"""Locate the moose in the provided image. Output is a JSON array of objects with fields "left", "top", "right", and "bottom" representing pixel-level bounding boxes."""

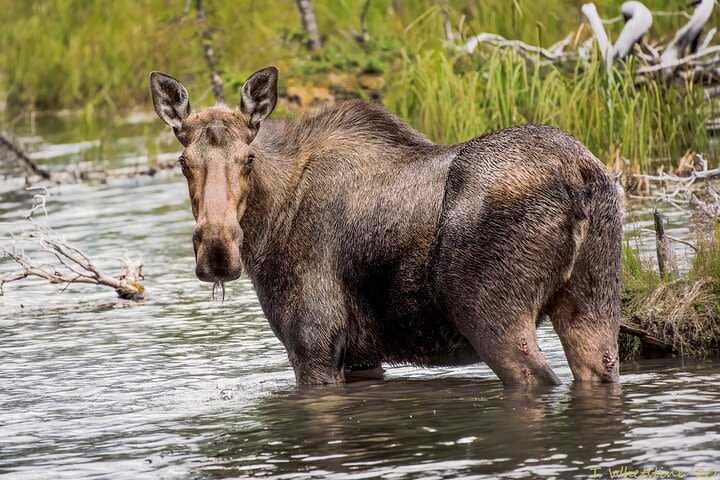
[{"left": 150, "top": 66, "right": 623, "bottom": 386}]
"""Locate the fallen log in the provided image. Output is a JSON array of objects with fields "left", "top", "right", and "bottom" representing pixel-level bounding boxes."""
[{"left": 620, "top": 321, "right": 677, "bottom": 356}]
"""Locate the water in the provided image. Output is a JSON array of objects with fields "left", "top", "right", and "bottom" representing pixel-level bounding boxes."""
[{"left": 1, "top": 112, "right": 719, "bottom": 479}]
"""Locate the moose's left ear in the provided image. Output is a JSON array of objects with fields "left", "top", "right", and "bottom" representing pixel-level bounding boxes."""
[{"left": 240, "top": 66, "right": 278, "bottom": 139}]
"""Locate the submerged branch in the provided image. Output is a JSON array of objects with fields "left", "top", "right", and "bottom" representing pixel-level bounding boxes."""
[{"left": 0, "top": 132, "right": 51, "bottom": 179}]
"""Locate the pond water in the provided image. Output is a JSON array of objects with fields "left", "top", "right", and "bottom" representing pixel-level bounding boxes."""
[{"left": 1, "top": 112, "right": 719, "bottom": 479}]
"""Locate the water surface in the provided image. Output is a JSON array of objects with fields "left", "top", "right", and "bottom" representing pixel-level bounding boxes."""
[{"left": 1, "top": 112, "right": 718, "bottom": 479}]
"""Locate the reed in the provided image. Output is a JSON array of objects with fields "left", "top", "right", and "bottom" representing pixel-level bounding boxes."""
[{"left": 385, "top": 49, "right": 709, "bottom": 169}]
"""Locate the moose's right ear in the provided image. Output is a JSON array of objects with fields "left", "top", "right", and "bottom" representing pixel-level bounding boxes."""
[{"left": 149, "top": 72, "right": 192, "bottom": 132}]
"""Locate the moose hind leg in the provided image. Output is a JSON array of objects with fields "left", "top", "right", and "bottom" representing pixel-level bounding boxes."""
[
  {"left": 548, "top": 206, "right": 622, "bottom": 383},
  {"left": 548, "top": 266, "right": 621, "bottom": 382},
  {"left": 452, "top": 307, "right": 561, "bottom": 386},
  {"left": 550, "top": 303, "right": 619, "bottom": 382}
]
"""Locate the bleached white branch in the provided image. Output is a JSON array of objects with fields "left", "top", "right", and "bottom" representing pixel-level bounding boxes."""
[{"left": 0, "top": 222, "right": 146, "bottom": 300}]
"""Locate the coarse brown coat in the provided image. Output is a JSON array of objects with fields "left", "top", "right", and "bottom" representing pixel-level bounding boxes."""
[{"left": 150, "top": 67, "right": 623, "bottom": 386}]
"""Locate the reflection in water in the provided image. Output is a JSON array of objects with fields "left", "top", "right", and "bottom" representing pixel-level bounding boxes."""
[
  {"left": 194, "top": 381, "right": 628, "bottom": 479},
  {"left": 1, "top": 115, "right": 719, "bottom": 479}
]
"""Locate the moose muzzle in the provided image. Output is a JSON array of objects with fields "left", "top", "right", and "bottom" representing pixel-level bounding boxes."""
[{"left": 192, "top": 219, "right": 243, "bottom": 283}]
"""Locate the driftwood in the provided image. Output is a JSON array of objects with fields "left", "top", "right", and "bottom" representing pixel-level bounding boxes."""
[
  {"left": 1, "top": 221, "right": 146, "bottom": 300},
  {"left": 463, "top": 32, "right": 570, "bottom": 60},
  {"left": 660, "top": 0, "right": 715, "bottom": 68},
  {"left": 633, "top": 153, "right": 720, "bottom": 219},
  {"left": 614, "top": 2, "right": 653, "bottom": 60},
  {"left": 581, "top": 3, "right": 615, "bottom": 68},
  {"left": 464, "top": 1, "right": 720, "bottom": 92}
]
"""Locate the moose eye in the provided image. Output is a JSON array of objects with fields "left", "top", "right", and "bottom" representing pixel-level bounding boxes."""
[
  {"left": 247, "top": 153, "right": 255, "bottom": 168},
  {"left": 178, "top": 157, "right": 189, "bottom": 175}
]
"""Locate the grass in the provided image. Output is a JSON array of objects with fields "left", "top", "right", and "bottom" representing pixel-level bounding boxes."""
[
  {"left": 0, "top": 0, "right": 717, "bottom": 172},
  {"left": 621, "top": 221, "right": 720, "bottom": 359},
  {"left": 0, "top": 0, "right": 701, "bottom": 109},
  {"left": 385, "top": 49, "right": 710, "bottom": 170}
]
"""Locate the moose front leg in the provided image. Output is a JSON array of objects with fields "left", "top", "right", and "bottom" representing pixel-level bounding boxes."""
[
  {"left": 286, "top": 326, "right": 348, "bottom": 385},
  {"left": 276, "top": 285, "right": 350, "bottom": 385}
]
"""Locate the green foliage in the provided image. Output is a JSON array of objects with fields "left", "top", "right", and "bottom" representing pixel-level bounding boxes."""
[
  {"left": 385, "top": 49, "right": 708, "bottom": 168},
  {"left": 689, "top": 222, "right": 720, "bottom": 294},
  {"left": 621, "top": 241, "right": 663, "bottom": 298},
  {"left": 0, "top": 0, "right": 716, "bottom": 171}
]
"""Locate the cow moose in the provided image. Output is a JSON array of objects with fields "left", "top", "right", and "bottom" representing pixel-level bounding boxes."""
[{"left": 150, "top": 66, "right": 623, "bottom": 386}]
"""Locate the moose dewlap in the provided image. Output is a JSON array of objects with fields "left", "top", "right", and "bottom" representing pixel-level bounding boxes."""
[{"left": 150, "top": 66, "right": 624, "bottom": 386}]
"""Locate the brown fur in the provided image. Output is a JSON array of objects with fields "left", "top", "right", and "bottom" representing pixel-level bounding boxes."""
[{"left": 150, "top": 68, "right": 623, "bottom": 386}]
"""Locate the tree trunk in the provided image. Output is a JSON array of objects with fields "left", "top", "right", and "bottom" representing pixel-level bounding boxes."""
[
  {"left": 195, "top": 0, "right": 224, "bottom": 101},
  {"left": 654, "top": 209, "right": 667, "bottom": 276},
  {"left": 359, "top": 0, "right": 371, "bottom": 44},
  {"left": 295, "top": 0, "right": 322, "bottom": 51}
]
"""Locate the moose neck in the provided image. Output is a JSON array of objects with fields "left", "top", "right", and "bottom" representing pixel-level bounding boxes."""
[
  {"left": 237, "top": 101, "right": 435, "bottom": 278},
  {"left": 238, "top": 117, "right": 317, "bottom": 276}
]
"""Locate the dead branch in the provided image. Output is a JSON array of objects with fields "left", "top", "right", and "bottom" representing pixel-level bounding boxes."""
[
  {"left": 637, "top": 45, "right": 720, "bottom": 74},
  {"left": 463, "top": 32, "right": 570, "bottom": 60},
  {"left": 620, "top": 321, "right": 677, "bottom": 355},
  {"left": 0, "top": 132, "right": 51, "bottom": 179},
  {"left": 633, "top": 154, "right": 720, "bottom": 220},
  {"left": 0, "top": 221, "right": 146, "bottom": 300},
  {"left": 460, "top": 2, "right": 720, "bottom": 89},
  {"left": 640, "top": 228, "right": 698, "bottom": 252}
]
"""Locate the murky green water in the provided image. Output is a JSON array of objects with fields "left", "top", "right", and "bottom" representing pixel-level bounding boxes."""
[{"left": 1, "top": 112, "right": 719, "bottom": 479}]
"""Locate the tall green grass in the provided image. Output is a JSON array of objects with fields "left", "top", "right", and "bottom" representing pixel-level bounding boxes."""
[
  {"left": 0, "top": 0, "right": 715, "bottom": 171},
  {"left": 0, "top": 0, "right": 700, "bottom": 110},
  {"left": 385, "top": 49, "right": 709, "bottom": 168}
]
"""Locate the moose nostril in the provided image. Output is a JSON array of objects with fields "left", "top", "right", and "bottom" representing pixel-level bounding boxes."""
[{"left": 207, "top": 241, "right": 231, "bottom": 267}]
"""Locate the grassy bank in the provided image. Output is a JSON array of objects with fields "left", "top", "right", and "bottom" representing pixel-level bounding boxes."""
[
  {"left": 0, "top": 0, "right": 695, "bottom": 108},
  {"left": 621, "top": 222, "right": 720, "bottom": 359},
  {"left": 0, "top": 0, "right": 716, "bottom": 172}
]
